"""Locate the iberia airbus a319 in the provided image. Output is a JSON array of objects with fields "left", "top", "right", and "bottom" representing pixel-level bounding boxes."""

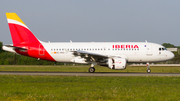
[{"left": 2, "top": 13, "right": 174, "bottom": 73}]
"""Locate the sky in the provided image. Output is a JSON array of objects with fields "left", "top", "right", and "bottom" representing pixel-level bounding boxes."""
[{"left": 0, "top": 0, "right": 180, "bottom": 46}]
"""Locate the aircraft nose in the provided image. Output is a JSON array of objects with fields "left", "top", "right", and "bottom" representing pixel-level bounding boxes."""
[{"left": 168, "top": 52, "right": 175, "bottom": 60}]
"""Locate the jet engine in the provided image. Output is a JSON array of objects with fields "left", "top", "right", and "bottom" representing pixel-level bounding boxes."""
[{"left": 100, "top": 58, "right": 127, "bottom": 70}]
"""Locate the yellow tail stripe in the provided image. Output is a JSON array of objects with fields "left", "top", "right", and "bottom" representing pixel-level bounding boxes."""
[{"left": 6, "top": 13, "right": 26, "bottom": 25}]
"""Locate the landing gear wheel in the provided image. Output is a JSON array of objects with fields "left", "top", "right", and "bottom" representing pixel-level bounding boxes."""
[
  {"left": 147, "top": 69, "right": 151, "bottom": 73},
  {"left": 89, "top": 67, "right": 95, "bottom": 73},
  {"left": 146, "top": 63, "right": 151, "bottom": 73}
]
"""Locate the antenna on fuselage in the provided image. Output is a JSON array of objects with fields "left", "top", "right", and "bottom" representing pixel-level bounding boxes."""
[{"left": 70, "top": 40, "right": 72, "bottom": 43}]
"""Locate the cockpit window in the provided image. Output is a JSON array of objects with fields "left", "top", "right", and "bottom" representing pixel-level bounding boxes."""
[
  {"left": 159, "top": 47, "right": 167, "bottom": 51},
  {"left": 159, "top": 48, "right": 161, "bottom": 51}
]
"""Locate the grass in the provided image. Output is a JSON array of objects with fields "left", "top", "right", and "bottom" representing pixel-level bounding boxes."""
[
  {"left": 0, "top": 65, "right": 180, "bottom": 100},
  {"left": 0, "top": 65, "right": 180, "bottom": 73},
  {"left": 0, "top": 76, "right": 180, "bottom": 100}
]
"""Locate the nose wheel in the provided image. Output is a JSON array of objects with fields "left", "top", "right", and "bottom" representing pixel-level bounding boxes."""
[{"left": 147, "top": 69, "right": 151, "bottom": 73}]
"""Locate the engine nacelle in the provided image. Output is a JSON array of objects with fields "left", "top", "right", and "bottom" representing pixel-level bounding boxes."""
[{"left": 108, "top": 58, "right": 126, "bottom": 70}]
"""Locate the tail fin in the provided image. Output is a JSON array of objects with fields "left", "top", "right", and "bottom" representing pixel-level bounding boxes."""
[{"left": 6, "top": 13, "right": 39, "bottom": 46}]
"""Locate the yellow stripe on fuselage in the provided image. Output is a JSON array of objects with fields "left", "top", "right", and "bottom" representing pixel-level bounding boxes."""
[{"left": 6, "top": 13, "right": 26, "bottom": 25}]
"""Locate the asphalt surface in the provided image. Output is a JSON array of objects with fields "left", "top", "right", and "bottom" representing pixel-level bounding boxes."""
[{"left": 0, "top": 71, "right": 180, "bottom": 76}]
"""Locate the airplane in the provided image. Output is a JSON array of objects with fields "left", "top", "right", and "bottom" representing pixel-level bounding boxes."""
[{"left": 2, "top": 13, "right": 174, "bottom": 73}]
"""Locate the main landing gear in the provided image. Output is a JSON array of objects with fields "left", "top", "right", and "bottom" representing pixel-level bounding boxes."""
[
  {"left": 146, "top": 63, "right": 151, "bottom": 73},
  {"left": 89, "top": 67, "right": 95, "bottom": 73},
  {"left": 89, "top": 62, "right": 97, "bottom": 73}
]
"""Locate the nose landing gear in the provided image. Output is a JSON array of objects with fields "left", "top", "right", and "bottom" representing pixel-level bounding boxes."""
[{"left": 146, "top": 63, "right": 151, "bottom": 73}]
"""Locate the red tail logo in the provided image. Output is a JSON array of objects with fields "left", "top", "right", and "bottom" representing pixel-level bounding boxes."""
[{"left": 6, "top": 13, "right": 55, "bottom": 62}]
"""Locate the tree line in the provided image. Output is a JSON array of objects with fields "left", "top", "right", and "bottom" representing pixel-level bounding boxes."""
[
  {"left": 0, "top": 42, "right": 63, "bottom": 65},
  {"left": 0, "top": 42, "right": 180, "bottom": 65}
]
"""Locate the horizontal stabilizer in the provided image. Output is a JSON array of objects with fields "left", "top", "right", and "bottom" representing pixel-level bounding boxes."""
[
  {"left": 4, "top": 45, "right": 28, "bottom": 50},
  {"left": 2, "top": 45, "right": 28, "bottom": 53}
]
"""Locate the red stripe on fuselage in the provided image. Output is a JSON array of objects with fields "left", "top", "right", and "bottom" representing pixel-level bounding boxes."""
[{"left": 8, "top": 23, "right": 56, "bottom": 62}]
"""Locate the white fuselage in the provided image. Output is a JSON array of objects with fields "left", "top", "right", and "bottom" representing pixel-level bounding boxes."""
[{"left": 42, "top": 42, "right": 174, "bottom": 63}]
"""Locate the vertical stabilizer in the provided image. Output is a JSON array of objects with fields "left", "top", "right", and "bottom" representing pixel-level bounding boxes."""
[{"left": 6, "top": 13, "right": 39, "bottom": 46}]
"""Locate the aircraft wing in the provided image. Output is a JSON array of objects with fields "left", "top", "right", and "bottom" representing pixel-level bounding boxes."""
[{"left": 73, "top": 50, "right": 109, "bottom": 62}]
